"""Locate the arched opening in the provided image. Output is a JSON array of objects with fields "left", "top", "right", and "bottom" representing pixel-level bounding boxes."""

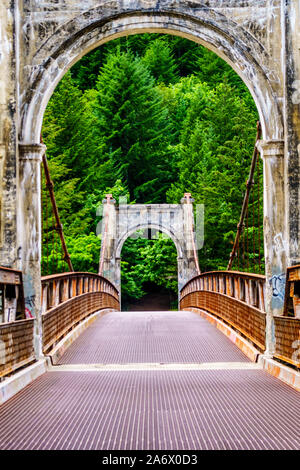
[
  {"left": 120, "top": 230, "right": 178, "bottom": 311},
  {"left": 15, "top": 5, "right": 288, "bottom": 326},
  {"left": 40, "top": 31, "right": 265, "bottom": 282},
  {"left": 22, "top": 8, "right": 283, "bottom": 143}
]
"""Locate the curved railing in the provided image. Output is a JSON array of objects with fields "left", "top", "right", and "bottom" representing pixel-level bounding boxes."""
[
  {"left": 0, "top": 267, "right": 35, "bottom": 378},
  {"left": 275, "top": 265, "right": 300, "bottom": 367},
  {"left": 180, "top": 270, "right": 300, "bottom": 368},
  {"left": 41, "top": 272, "right": 120, "bottom": 353},
  {"left": 180, "top": 271, "right": 267, "bottom": 351}
]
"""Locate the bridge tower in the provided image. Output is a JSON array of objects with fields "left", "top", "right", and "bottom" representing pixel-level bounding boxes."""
[{"left": 98, "top": 194, "right": 202, "bottom": 300}]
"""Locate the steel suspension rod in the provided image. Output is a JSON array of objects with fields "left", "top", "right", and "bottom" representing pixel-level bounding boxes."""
[
  {"left": 41, "top": 137, "right": 74, "bottom": 272},
  {"left": 227, "top": 121, "right": 262, "bottom": 271}
]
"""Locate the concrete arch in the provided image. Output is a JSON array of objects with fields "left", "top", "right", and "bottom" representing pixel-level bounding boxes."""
[
  {"left": 21, "top": 2, "right": 283, "bottom": 143},
  {"left": 116, "top": 224, "right": 183, "bottom": 259},
  {"left": 99, "top": 200, "right": 199, "bottom": 295}
]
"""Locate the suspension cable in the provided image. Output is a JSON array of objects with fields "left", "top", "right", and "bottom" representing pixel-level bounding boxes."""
[
  {"left": 40, "top": 136, "right": 74, "bottom": 272},
  {"left": 227, "top": 121, "right": 261, "bottom": 270}
]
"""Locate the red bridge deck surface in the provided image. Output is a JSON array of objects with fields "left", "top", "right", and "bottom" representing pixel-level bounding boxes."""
[
  {"left": 0, "top": 310, "right": 299, "bottom": 450},
  {"left": 58, "top": 311, "right": 249, "bottom": 364}
]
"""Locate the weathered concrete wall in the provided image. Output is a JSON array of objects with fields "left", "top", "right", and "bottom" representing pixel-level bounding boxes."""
[
  {"left": 0, "top": 1, "right": 18, "bottom": 268},
  {"left": 19, "top": 0, "right": 285, "bottom": 142},
  {"left": 0, "top": 0, "right": 299, "bottom": 358},
  {"left": 283, "top": 1, "right": 300, "bottom": 267}
]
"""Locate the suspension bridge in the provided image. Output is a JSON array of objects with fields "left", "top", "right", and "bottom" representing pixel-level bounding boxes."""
[
  {"left": 0, "top": 0, "right": 300, "bottom": 452},
  {"left": 0, "top": 125, "right": 299, "bottom": 451}
]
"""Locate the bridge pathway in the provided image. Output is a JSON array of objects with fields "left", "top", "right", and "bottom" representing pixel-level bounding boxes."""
[{"left": 0, "top": 310, "right": 299, "bottom": 450}]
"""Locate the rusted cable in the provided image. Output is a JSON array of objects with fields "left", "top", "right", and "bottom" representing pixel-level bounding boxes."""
[
  {"left": 41, "top": 164, "right": 44, "bottom": 276},
  {"left": 237, "top": 236, "right": 240, "bottom": 271},
  {"left": 227, "top": 121, "right": 261, "bottom": 270},
  {"left": 46, "top": 175, "right": 49, "bottom": 275},
  {"left": 252, "top": 177, "right": 255, "bottom": 272},
  {"left": 40, "top": 136, "right": 74, "bottom": 272},
  {"left": 246, "top": 206, "right": 249, "bottom": 271},
  {"left": 243, "top": 225, "right": 245, "bottom": 271},
  {"left": 52, "top": 212, "right": 55, "bottom": 274}
]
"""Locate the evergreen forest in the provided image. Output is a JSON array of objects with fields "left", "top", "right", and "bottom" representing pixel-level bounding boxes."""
[{"left": 41, "top": 34, "right": 262, "bottom": 308}]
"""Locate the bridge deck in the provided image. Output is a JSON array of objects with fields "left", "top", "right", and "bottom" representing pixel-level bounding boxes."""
[
  {"left": 57, "top": 311, "right": 249, "bottom": 364},
  {"left": 0, "top": 310, "right": 299, "bottom": 450}
]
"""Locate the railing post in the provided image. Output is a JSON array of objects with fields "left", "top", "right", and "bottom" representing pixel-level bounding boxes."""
[
  {"left": 225, "top": 276, "right": 230, "bottom": 296},
  {"left": 84, "top": 277, "right": 89, "bottom": 294},
  {"left": 78, "top": 276, "right": 83, "bottom": 295},
  {"left": 258, "top": 282, "right": 265, "bottom": 311},
  {"left": 54, "top": 280, "right": 60, "bottom": 307},
  {"left": 41, "top": 283, "right": 48, "bottom": 314},
  {"left": 71, "top": 277, "right": 77, "bottom": 298},
  {"left": 239, "top": 278, "right": 245, "bottom": 302},
  {"left": 234, "top": 277, "right": 239, "bottom": 300},
  {"left": 62, "top": 279, "right": 69, "bottom": 302},
  {"left": 244, "top": 279, "right": 250, "bottom": 304}
]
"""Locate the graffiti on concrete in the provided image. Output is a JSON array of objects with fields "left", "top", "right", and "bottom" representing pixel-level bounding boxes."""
[
  {"left": 25, "top": 295, "right": 35, "bottom": 319},
  {"left": 269, "top": 273, "right": 286, "bottom": 301},
  {"left": 273, "top": 233, "right": 287, "bottom": 256}
]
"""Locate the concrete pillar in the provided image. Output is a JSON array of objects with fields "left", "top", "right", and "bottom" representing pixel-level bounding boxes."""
[
  {"left": 256, "top": 140, "right": 286, "bottom": 356},
  {"left": 0, "top": 2, "right": 18, "bottom": 270},
  {"left": 99, "top": 195, "right": 117, "bottom": 285},
  {"left": 18, "top": 143, "right": 46, "bottom": 359},
  {"left": 181, "top": 193, "right": 200, "bottom": 283},
  {"left": 282, "top": 1, "right": 300, "bottom": 270}
]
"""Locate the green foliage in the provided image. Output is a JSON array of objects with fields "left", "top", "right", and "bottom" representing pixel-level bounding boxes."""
[
  {"left": 142, "top": 39, "right": 179, "bottom": 85},
  {"left": 42, "top": 33, "right": 262, "bottom": 297},
  {"left": 121, "top": 233, "right": 178, "bottom": 303},
  {"left": 93, "top": 49, "right": 174, "bottom": 203}
]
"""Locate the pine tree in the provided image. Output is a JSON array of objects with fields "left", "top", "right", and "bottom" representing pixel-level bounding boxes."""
[
  {"left": 142, "top": 39, "right": 179, "bottom": 84},
  {"left": 93, "top": 50, "right": 173, "bottom": 203}
]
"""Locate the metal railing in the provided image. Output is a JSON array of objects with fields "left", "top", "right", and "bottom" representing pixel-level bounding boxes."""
[
  {"left": 0, "top": 267, "right": 35, "bottom": 378},
  {"left": 181, "top": 270, "right": 300, "bottom": 368},
  {"left": 275, "top": 265, "right": 300, "bottom": 367},
  {"left": 180, "top": 271, "right": 267, "bottom": 351},
  {"left": 41, "top": 272, "right": 120, "bottom": 353}
]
